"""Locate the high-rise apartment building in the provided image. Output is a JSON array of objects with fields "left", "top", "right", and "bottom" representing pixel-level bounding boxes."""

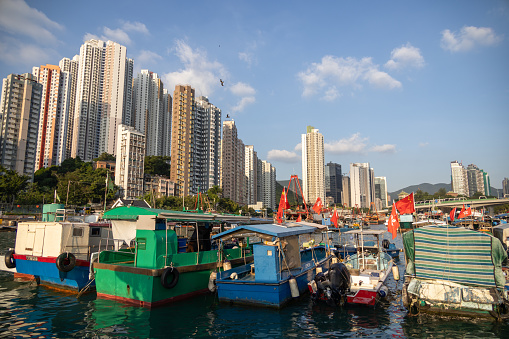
[
  {"left": 72, "top": 39, "right": 132, "bottom": 161},
  {"left": 374, "top": 176, "right": 388, "bottom": 210},
  {"left": 221, "top": 120, "right": 246, "bottom": 205},
  {"left": 170, "top": 85, "right": 194, "bottom": 197},
  {"left": 259, "top": 159, "right": 276, "bottom": 210},
  {"left": 32, "top": 64, "right": 71, "bottom": 170},
  {"left": 325, "top": 162, "right": 342, "bottom": 206},
  {"left": 450, "top": 161, "right": 469, "bottom": 196},
  {"left": 59, "top": 55, "right": 79, "bottom": 159},
  {"left": 467, "top": 164, "right": 485, "bottom": 197},
  {"left": 350, "top": 162, "right": 373, "bottom": 209},
  {"left": 301, "top": 126, "right": 325, "bottom": 206},
  {"left": 342, "top": 175, "right": 351, "bottom": 208},
  {"left": 133, "top": 70, "right": 166, "bottom": 156},
  {"left": 0, "top": 73, "right": 42, "bottom": 178},
  {"left": 503, "top": 178, "right": 509, "bottom": 197},
  {"left": 115, "top": 124, "right": 145, "bottom": 199},
  {"left": 192, "top": 96, "right": 221, "bottom": 194},
  {"left": 245, "top": 145, "right": 258, "bottom": 205},
  {"left": 481, "top": 170, "right": 491, "bottom": 197},
  {"left": 161, "top": 89, "right": 172, "bottom": 157}
]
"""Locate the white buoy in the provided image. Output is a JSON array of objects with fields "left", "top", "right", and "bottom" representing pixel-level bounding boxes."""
[
  {"left": 392, "top": 265, "right": 400, "bottom": 280},
  {"left": 223, "top": 260, "right": 232, "bottom": 271},
  {"left": 379, "top": 285, "right": 389, "bottom": 298},
  {"left": 289, "top": 277, "right": 300, "bottom": 298},
  {"left": 230, "top": 272, "right": 238, "bottom": 280},
  {"left": 316, "top": 266, "right": 322, "bottom": 274},
  {"left": 208, "top": 271, "right": 217, "bottom": 292}
]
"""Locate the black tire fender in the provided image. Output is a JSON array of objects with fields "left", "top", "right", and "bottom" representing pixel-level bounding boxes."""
[
  {"left": 56, "top": 252, "right": 76, "bottom": 272},
  {"left": 4, "top": 249, "right": 15, "bottom": 268},
  {"left": 161, "top": 267, "right": 179, "bottom": 289}
]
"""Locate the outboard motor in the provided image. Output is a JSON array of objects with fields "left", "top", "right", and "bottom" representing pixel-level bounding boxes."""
[
  {"left": 382, "top": 239, "right": 390, "bottom": 249},
  {"left": 311, "top": 263, "right": 351, "bottom": 307},
  {"left": 329, "top": 263, "right": 351, "bottom": 292}
]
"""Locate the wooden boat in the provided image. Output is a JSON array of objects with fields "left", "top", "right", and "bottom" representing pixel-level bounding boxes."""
[
  {"left": 5, "top": 218, "right": 111, "bottom": 292},
  {"left": 401, "top": 224, "right": 509, "bottom": 319},
  {"left": 212, "top": 221, "right": 334, "bottom": 308},
  {"left": 93, "top": 206, "right": 258, "bottom": 308},
  {"left": 310, "top": 229, "right": 395, "bottom": 307}
]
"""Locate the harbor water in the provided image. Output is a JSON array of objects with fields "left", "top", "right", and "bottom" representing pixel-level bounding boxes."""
[{"left": 1, "top": 227, "right": 508, "bottom": 338}]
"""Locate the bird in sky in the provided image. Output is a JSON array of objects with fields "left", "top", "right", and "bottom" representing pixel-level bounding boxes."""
[
  {"left": 220, "top": 79, "right": 224, "bottom": 86},
  {"left": 226, "top": 114, "right": 230, "bottom": 118}
]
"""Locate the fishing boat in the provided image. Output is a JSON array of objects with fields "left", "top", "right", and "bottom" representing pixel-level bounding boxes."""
[
  {"left": 401, "top": 224, "right": 509, "bottom": 319},
  {"left": 310, "top": 229, "right": 395, "bottom": 307},
  {"left": 211, "top": 221, "right": 334, "bottom": 308},
  {"left": 4, "top": 204, "right": 112, "bottom": 292},
  {"left": 92, "top": 206, "right": 258, "bottom": 308}
]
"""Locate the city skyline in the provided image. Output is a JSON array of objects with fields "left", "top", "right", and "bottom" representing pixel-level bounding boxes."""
[{"left": 0, "top": 0, "right": 507, "bottom": 191}]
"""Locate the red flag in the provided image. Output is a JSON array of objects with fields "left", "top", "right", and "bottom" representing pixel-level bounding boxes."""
[
  {"left": 395, "top": 192, "right": 415, "bottom": 214},
  {"left": 458, "top": 205, "right": 472, "bottom": 219},
  {"left": 312, "top": 197, "right": 323, "bottom": 214},
  {"left": 296, "top": 214, "right": 302, "bottom": 222},
  {"left": 387, "top": 203, "right": 400, "bottom": 239},
  {"left": 330, "top": 207, "right": 339, "bottom": 228},
  {"left": 450, "top": 207, "right": 457, "bottom": 222},
  {"left": 277, "top": 189, "right": 287, "bottom": 223}
]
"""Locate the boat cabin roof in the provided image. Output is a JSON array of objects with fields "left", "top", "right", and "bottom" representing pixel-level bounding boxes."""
[
  {"left": 212, "top": 222, "right": 321, "bottom": 241},
  {"left": 344, "top": 229, "right": 386, "bottom": 236}
]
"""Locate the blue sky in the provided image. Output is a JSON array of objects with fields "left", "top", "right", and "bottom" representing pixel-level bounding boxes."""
[{"left": 0, "top": 0, "right": 508, "bottom": 193}]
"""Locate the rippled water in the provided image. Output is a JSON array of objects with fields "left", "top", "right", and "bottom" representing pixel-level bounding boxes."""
[{"left": 1, "top": 227, "right": 508, "bottom": 338}]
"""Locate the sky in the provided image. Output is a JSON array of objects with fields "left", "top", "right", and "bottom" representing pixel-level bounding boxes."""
[{"left": 0, "top": 0, "right": 508, "bottom": 193}]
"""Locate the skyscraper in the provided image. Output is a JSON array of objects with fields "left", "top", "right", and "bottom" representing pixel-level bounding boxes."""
[
  {"left": 170, "top": 85, "right": 194, "bottom": 197},
  {"left": 72, "top": 39, "right": 132, "bottom": 161},
  {"left": 0, "top": 73, "right": 42, "bottom": 178},
  {"left": 32, "top": 64, "right": 71, "bottom": 170},
  {"left": 245, "top": 145, "right": 258, "bottom": 205},
  {"left": 259, "top": 159, "right": 276, "bottom": 210},
  {"left": 301, "top": 126, "right": 325, "bottom": 206},
  {"left": 374, "top": 176, "right": 388, "bottom": 210},
  {"left": 350, "top": 162, "right": 373, "bottom": 209},
  {"left": 466, "top": 164, "right": 485, "bottom": 197},
  {"left": 221, "top": 119, "right": 246, "bottom": 205},
  {"left": 325, "top": 162, "right": 342, "bottom": 205},
  {"left": 115, "top": 124, "right": 145, "bottom": 199},
  {"left": 450, "top": 161, "right": 469, "bottom": 196},
  {"left": 59, "top": 55, "right": 79, "bottom": 159},
  {"left": 503, "top": 178, "right": 509, "bottom": 197}
]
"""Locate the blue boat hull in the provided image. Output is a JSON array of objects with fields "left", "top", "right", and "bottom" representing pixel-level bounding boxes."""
[
  {"left": 14, "top": 257, "right": 93, "bottom": 291},
  {"left": 216, "top": 256, "right": 332, "bottom": 308}
]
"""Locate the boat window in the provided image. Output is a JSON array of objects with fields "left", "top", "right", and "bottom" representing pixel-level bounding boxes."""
[
  {"left": 90, "top": 227, "right": 101, "bottom": 237},
  {"left": 73, "top": 227, "right": 84, "bottom": 237}
]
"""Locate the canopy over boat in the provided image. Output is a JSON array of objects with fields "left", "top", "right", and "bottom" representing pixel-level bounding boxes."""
[
  {"left": 403, "top": 224, "right": 507, "bottom": 288},
  {"left": 212, "top": 222, "right": 324, "bottom": 242}
]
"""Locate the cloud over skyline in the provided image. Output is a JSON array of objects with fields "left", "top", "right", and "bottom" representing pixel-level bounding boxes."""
[{"left": 441, "top": 26, "right": 503, "bottom": 52}]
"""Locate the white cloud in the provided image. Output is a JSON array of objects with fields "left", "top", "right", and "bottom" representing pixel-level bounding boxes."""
[
  {"left": 324, "top": 133, "right": 368, "bottom": 154},
  {"left": 370, "top": 144, "right": 396, "bottom": 153},
  {"left": 441, "top": 26, "right": 503, "bottom": 52},
  {"left": 229, "top": 82, "right": 256, "bottom": 113},
  {"left": 0, "top": 0, "right": 63, "bottom": 45},
  {"left": 137, "top": 50, "right": 163, "bottom": 65},
  {"left": 121, "top": 21, "right": 149, "bottom": 35},
  {"left": 231, "top": 96, "right": 256, "bottom": 113},
  {"left": 239, "top": 52, "right": 254, "bottom": 66},
  {"left": 385, "top": 43, "right": 425, "bottom": 70},
  {"left": 103, "top": 27, "right": 131, "bottom": 45},
  {"left": 267, "top": 149, "right": 301, "bottom": 163},
  {"left": 0, "top": 38, "right": 55, "bottom": 66},
  {"left": 297, "top": 55, "right": 401, "bottom": 100},
  {"left": 163, "top": 40, "right": 228, "bottom": 96},
  {"left": 419, "top": 142, "right": 429, "bottom": 147}
]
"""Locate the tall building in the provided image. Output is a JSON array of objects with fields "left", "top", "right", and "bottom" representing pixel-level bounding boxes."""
[
  {"left": 133, "top": 70, "right": 165, "bottom": 156},
  {"left": 450, "top": 161, "right": 469, "bottom": 196},
  {"left": 221, "top": 119, "right": 246, "bottom": 205},
  {"left": 72, "top": 39, "right": 132, "bottom": 161},
  {"left": 0, "top": 73, "right": 42, "bottom": 178},
  {"left": 466, "top": 164, "right": 485, "bottom": 197},
  {"left": 161, "top": 89, "right": 172, "bottom": 157},
  {"left": 325, "top": 162, "right": 342, "bottom": 205},
  {"left": 301, "top": 126, "right": 325, "bottom": 206},
  {"left": 32, "top": 64, "right": 71, "bottom": 170},
  {"left": 259, "top": 160, "right": 276, "bottom": 210},
  {"left": 342, "top": 175, "right": 351, "bottom": 208},
  {"left": 350, "top": 163, "right": 373, "bottom": 209},
  {"left": 481, "top": 170, "right": 491, "bottom": 197},
  {"left": 170, "top": 85, "right": 194, "bottom": 197},
  {"left": 374, "top": 176, "right": 388, "bottom": 210},
  {"left": 192, "top": 96, "right": 221, "bottom": 194},
  {"left": 503, "top": 178, "right": 509, "bottom": 197},
  {"left": 245, "top": 145, "right": 258, "bottom": 205},
  {"left": 59, "top": 55, "right": 79, "bottom": 159},
  {"left": 115, "top": 124, "right": 145, "bottom": 199}
]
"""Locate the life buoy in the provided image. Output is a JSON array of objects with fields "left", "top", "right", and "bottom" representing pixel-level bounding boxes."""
[
  {"left": 56, "top": 252, "right": 76, "bottom": 272},
  {"left": 161, "top": 267, "right": 179, "bottom": 289},
  {"left": 4, "top": 249, "right": 15, "bottom": 268}
]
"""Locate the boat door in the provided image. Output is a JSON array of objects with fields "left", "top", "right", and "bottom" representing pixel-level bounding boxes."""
[{"left": 17, "top": 223, "right": 46, "bottom": 257}]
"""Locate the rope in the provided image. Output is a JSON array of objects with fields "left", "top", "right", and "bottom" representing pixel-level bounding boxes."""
[{"left": 76, "top": 278, "right": 95, "bottom": 299}]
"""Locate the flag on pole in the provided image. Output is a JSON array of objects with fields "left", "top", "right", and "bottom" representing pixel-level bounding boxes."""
[
  {"left": 312, "top": 197, "right": 323, "bottom": 214},
  {"left": 395, "top": 192, "right": 415, "bottom": 214},
  {"left": 458, "top": 205, "right": 472, "bottom": 219},
  {"left": 330, "top": 207, "right": 339, "bottom": 228},
  {"left": 387, "top": 203, "right": 400, "bottom": 239},
  {"left": 450, "top": 207, "right": 457, "bottom": 222},
  {"left": 277, "top": 188, "right": 287, "bottom": 223}
]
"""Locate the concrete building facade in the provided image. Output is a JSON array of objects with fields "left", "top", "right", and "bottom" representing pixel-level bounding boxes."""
[
  {"left": 115, "top": 124, "right": 145, "bottom": 199},
  {"left": 221, "top": 120, "right": 246, "bottom": 205},
  {"left": 450, "top": 161, "right": 469, "bottom": 196},
  {"left": 325, "top": 161, "right": 342, "bottom": 206},
  {"left": 301, "top": 126, "right": 325, "bottom": 206}
]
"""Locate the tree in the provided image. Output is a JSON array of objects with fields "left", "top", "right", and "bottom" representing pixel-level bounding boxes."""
[
  {"left": 0, "top": 166, "right": 30, "bottom": 204},
  {"left": 94, "top": 153, "right": 115, "bottom": 162},
  {"left": 145, "top": 156, "right": 171, "bottom": 177}
]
